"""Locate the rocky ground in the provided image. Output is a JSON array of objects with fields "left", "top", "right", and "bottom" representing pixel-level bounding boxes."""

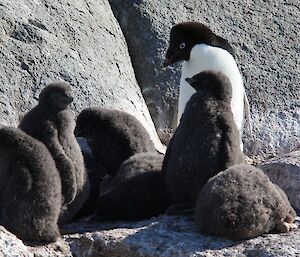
[{"left": 1, "top": 216, "right": 300, "bottom": 257}]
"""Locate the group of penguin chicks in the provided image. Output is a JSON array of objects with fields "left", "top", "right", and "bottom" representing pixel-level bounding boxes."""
[
  {"left": 0, "top": 71, "right": 297, "bottom": 244},
  {"left": 0, "top": 24, "right": 298, "bottom": 245},
  {"left": 0, "top": 81, "right": 166, "bottom": 243}
]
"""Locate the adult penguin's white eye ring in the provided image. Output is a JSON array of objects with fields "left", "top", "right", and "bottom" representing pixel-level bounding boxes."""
[{"left": 179, "top": 42, "right": 186, "bottom": 49}]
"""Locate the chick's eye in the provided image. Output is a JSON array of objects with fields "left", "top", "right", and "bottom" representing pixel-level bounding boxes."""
[
  {"left": 179, "top": 42, "right": 186, "bottom": 49},
  {"left": 51, "top": 93, "right": 59, "bottom": 99}
]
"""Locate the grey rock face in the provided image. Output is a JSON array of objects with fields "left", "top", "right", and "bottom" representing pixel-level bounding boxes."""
[
  {"left": 2, "top": 216, "right": 300, "bottom": 257},
  {"left": 108, "top": 0, "right": 181, "bottom": 143},
  {"left": 108, "top": 0, "right": 300, "bottom": 155},
  {"left": 260, "top": 150, "right": 300, "bottom": 212},
  {"left": 0, "top": 0, "right": 163, "bottom": 152}
]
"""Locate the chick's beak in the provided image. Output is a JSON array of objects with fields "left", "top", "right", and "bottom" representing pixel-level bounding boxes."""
[{"left": 185, "top": 78, "right": 194, "bottom": 85}]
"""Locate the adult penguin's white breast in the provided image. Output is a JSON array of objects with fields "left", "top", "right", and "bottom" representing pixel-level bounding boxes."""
[{"left": 179, "top": 43, "right": 245, "bottom": 136}]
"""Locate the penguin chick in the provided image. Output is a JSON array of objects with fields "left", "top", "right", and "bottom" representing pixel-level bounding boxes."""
[
  {"left": 19, "top": 82, "right": 89, "bottom": 224},
  {"left": 163, "top": 22, "right": 251, "bottom": 148},
  {"left": 75, "top": 107, "right": 156, "bottom": 176},
  {"left": 195, "top": 164, "right": 297, "bottom": 240},
  {"left": 95, "top": 152, "right": 167, "bottom": 221},
  {"left": 163, "top": 71, "right": 244, "bottom": 212},
  {"left": 0, "top": 127, "right": 61, "bottom": 243}
]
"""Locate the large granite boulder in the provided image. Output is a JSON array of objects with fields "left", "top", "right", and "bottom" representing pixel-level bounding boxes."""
[
  {"left": 260, "top": 150, "right": 300, "bottom": 212},
  {"left": 108, "top": 0, "right": 300, "bottom": 156},
  {"left": 0, "top": 0, "right": 163, "bottom": 152},
  {"left": 1, "top": 216, "right": 299, "bottom": 257}
]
